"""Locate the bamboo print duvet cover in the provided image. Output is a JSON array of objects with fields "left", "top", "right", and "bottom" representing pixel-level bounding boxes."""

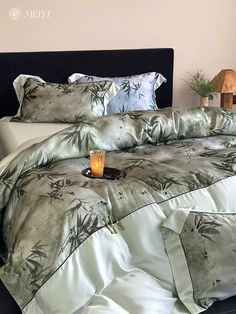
[{"left": 1, "top": 107, "right": 236, "bottom": 313}]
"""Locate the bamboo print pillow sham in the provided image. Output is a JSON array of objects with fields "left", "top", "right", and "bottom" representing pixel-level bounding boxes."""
[
  {"left": 68, "top": 72, "right": 166, "bottom": 114},
  {"left": 13, "top": 74, "right": 46, "bottom": 117},
  {"left": 18, "top": 78, "right": 119, "bottom": 123},
  {"left": 161, "top": 208, "right": 236, "bottom": 314}
]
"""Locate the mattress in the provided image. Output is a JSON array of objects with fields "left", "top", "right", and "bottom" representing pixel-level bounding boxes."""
[{"left": 0, "top": 117, "right": 71, "bottom": 160}]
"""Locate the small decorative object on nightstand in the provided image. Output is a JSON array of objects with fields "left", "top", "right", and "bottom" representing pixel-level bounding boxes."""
[
  {"left": 185, "top": 70, "right": 216, "bottom": 107},
  {"left": 211, "top": 69, "right": 236, "bottom": 110}
]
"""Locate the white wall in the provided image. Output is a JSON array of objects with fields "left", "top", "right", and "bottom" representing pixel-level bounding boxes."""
[{"left": 1, "top": 0, "right": 236, "bottom": 107}]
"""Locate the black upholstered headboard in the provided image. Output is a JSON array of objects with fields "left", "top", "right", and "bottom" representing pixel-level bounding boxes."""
[{"left": 0, "top": 48, "right": 174, "bottom": 118}]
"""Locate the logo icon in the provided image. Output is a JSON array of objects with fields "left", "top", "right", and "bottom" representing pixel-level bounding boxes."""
[{"left": 9, "top": 8, "right": 21, "bottom": 20}]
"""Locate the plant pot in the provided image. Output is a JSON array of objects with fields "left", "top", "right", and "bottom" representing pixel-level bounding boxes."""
[{"left": 200, "top": 96, "right": 209, "bottom": 107}]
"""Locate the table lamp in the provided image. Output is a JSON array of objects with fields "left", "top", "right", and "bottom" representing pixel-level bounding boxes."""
[{"left": 211, "top": 69, "right": 236, "bottom": 110}]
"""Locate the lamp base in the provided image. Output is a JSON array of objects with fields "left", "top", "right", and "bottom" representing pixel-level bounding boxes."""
[{"left": 221, "top": 93, "right": 233, "bottom": 110}]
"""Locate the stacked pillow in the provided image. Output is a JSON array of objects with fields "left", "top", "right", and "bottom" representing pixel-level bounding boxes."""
[
  {"left": 68, "top": 72, "right": 166, "bottom": 115},
  {"left": 12, "top": 71, "right": 166, "bottom": 123}
]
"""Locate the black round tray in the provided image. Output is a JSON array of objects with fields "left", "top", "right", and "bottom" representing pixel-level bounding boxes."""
[{"left": 82, "top": 167, "right": 125, "bottom": 180}]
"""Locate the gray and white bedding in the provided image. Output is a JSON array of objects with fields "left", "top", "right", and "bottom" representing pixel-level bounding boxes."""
[{"left": 1, "top": 107, "right": 236, "bottom": 313}]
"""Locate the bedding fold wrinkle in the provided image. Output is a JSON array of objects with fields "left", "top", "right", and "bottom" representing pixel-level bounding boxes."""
[{"left": 1, "top": 106, "right": 236, "bottom": 312}]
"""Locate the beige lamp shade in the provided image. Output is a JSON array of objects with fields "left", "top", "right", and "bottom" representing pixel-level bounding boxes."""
[{"left": 211, "top": 69, "right": 236, "bottom": 93}]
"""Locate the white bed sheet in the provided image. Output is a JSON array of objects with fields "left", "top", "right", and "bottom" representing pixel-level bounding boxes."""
[{"left": 0, "top": 118, "right": 71, "bottom": 160}]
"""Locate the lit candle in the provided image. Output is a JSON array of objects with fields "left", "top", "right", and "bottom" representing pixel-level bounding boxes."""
[{"left": 90, "top": 150, "right": 106, "bottom": 177}]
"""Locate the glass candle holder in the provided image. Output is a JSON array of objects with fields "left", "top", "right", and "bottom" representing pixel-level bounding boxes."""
[{"left": 90, "top": 150, "right": 106, "bottom": 177}]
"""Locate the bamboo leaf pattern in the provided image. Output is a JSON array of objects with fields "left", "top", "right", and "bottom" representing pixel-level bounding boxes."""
[
  {"left": 61, "top": 212, "right": 100, "bottom": 254},
  {"left": 186, "top": 213, "right": 221, "bottom": 244},
  {"left": 120, "top": 159, "right": 149, "bottom": 173},
  {"left": 118, "top": 104, "right": 129, "bottom": 113},
  {"left": 199, "top": 150, "right": 219, "bottom": 157},
  {"left": 70, "top": 72, "right": 165, "bottom": 114},
  {"left": 184, "top": 172, "right": 216, "bottom": 191},
  {"left": 56, "top": 84, "right": 74, "bottom": 97},
  {"left": 59, "top": 122, "right": 95, "bottom": 150},
  {"left": 179, "top": 210, "right": 236, "bottom": 307},
  {"left": 194, "top": 171, "right": 216, "bottom": 186},
  {"left": 120, "top": 80, "right": 133, "bottom": 97},
  {"left": 222, "top": 152, "right": 236, "bottom": 163},
  {"left": 142, "top": 115, "right": 161, "bottom": 141},
  {"left": 23, "top": 86, "right": 39, "bottom": 102},
  {"left": 15, "top": 177, "right": 35, "bottom": 197},
  {"left": 22, "top": 78, "right": 43, "bottom": 101},
  {"left": 219, "top": 109, "right": 235, "bottom": 121},
  {"left": 24, "top": 241, "right": 50, "bottom": 293},
  {"left": 82, "top": 81, "right": 111, "bottom": 114},
  {"left": 19, "top": 79, "right": 116, "bottom": 123},
  {"left": 2, "top": 107, "right": 236, "bottom": 308},
  {"left": 146, "top": 175, "right": 181, "bottom": 191},
  {"left": 66, "top": 198, "right": 88, "bottom": 217},
  {"left": 211, "top": 162, "right": 236, "bottom": 174},
  {"left": 0, "top": 165, "right": 19, "bottom": 190}
]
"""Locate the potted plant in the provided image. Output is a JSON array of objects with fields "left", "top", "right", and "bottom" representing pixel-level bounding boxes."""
[{"left": 185, "top": 70, "right": 216, "bottom": 107}]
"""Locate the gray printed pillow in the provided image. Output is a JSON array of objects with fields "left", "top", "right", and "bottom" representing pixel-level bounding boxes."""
[
  {"left": 68, "top": 72, "right": 166, "bottom": 114},
  {"left": 13, "top": 74, "right": 46, "bottom": 117},
  {"left": 161, "top": 208, "right": 236, "bottom": 314},
  {"left": 17, "top": 78, "right": 119, "bottom": 123}
]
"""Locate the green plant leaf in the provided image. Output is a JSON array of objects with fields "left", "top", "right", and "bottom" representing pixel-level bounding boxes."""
[{"left": 184, "top": 70, "right": 216, "bottom": 98}]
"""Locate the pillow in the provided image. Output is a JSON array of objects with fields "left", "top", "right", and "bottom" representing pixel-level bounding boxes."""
[
  {"left": 13, "top": 74, "right": 46, "bottom": 117},
  {"left": 17, "top": 78, "right": 119, "bottom": 123},
  {"left": 161, "top": 208, "right": 236, "bottom": 314},
  {"left": 68, "top": 72, "right": 166, "bottom": 114}
]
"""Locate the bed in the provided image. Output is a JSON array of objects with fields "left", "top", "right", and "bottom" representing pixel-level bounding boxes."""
[{"left": 1, "top": 48, "right": 236, "bottom": 314}]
